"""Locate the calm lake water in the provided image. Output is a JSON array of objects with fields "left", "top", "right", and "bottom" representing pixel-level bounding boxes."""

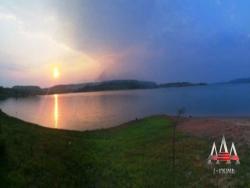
[{"left": 1, "top": 84, "right": 250, "bottom": 131}]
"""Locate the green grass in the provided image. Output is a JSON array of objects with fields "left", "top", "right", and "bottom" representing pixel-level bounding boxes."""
[{"left": 0, "top": 111, "right": 250, "bottom": 187}]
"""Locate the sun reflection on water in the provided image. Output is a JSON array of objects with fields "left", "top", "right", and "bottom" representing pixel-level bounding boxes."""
[{"left": 54, "top": 94, "right": 59, "bottom": 128}]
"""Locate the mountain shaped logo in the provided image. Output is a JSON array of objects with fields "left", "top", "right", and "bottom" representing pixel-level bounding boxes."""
[{"left": 208, "top": 135, "right": 240, "bottom": 165}]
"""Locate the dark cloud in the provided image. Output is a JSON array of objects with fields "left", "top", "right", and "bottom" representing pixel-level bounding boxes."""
[
  {"left": 2, "top": 0, "right": 250, "bottom": 86},
  {"left": 49, "top": 0, "right": 250, "bottom": 82},
  {"left": 52, "top": 0, "right": 157, "bottom": 54}
]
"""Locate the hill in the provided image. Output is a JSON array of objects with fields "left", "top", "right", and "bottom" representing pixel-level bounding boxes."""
[
  {"left": 0, "top": 86, "right": 43, "bottom": 99},
  {"left": 159, "top": 82, "right": 207, "bottom": 88},
  {"left": 45, "top": 80, "right": 158, "bottom": 94},
  {"left": 228, "top": 78, "right": 250, "bottom": 84},
  {"left": 0, "top": 80, "right": 209, "bottom": 99}
]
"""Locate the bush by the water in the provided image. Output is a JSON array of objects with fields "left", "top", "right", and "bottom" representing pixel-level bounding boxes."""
[{"left": 0, "top": 136, "right": 4, "bottom": 156}]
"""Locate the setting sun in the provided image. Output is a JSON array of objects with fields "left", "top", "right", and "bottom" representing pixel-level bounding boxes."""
[{"left": 53, "top": 67, "right": 60, "bottom": 79}]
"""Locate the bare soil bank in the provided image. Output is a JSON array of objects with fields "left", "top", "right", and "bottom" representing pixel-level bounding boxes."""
[{"left": 178, "top": 117, "right": 250, "bottom": 145}]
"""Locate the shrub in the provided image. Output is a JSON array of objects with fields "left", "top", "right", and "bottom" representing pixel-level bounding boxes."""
[
  {"left": 0, "top": 121, "right": 5, "bottom": 156},
  {"left": 0, "top": 136, "right": 4, "bottom": 156}
]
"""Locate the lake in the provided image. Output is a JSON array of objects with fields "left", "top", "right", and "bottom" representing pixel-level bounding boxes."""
[{"left": 1, "top": 84, "right": 250, "bottom": 131}]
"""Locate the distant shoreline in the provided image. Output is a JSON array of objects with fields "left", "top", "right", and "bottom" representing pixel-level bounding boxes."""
[
  {"left": 2, "top": 77, "right": 250, "bottom": 99},
  {"left": 0, "top": 79, "right": 207, "bottom": 99}
]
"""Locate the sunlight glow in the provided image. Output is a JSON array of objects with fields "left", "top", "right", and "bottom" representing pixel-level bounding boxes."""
[{"left": 53, "top": 67, "right": 60, "bottom": 79}]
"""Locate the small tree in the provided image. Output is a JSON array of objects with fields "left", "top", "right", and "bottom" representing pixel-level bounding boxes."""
[{"left": 172, "top": 107, "right": 185, "bottom": 187}]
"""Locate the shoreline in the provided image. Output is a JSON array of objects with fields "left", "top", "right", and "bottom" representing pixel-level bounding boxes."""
[
  {"left": 2, "top": 108, "right": 250, "bottom": 137},
  {"left": 1, "top": 108, "right": 250, "bottom": 146}
]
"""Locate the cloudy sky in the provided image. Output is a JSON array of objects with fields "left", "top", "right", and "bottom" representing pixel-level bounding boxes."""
[{"left": 1, "top": 0, "right": 250, "bottom": 87}]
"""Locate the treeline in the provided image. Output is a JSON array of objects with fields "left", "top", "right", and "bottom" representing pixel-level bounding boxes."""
[
  {"left": 159, "top": 82, "right": 207, "bottom": 88},
  {"left": 46, "top": 80, "right": 158, "bottom": 94},
  {"left": 0, "top": 86, "right": 43, "bottom": 99},
  {"left": 0, "top": 80, "right": 208, "bottom": 99}
]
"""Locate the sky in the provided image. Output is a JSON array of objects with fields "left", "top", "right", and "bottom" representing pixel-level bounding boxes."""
[{"left": 1, "top": 0, "right": 250, "bottom": 87}]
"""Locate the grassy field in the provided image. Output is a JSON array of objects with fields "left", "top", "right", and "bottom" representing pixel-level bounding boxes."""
[{"left": 0, "top": 110, "right": 250, "bottom": 187}]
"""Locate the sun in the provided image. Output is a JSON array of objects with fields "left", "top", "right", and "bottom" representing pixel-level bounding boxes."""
[{"left": 53, "top": 67, "right": 60, "bottom": 79}]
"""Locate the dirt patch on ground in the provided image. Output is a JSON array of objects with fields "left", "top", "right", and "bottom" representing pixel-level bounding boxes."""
[{"left": 177, "top": 117, "right": 250, "bottom": 145}]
